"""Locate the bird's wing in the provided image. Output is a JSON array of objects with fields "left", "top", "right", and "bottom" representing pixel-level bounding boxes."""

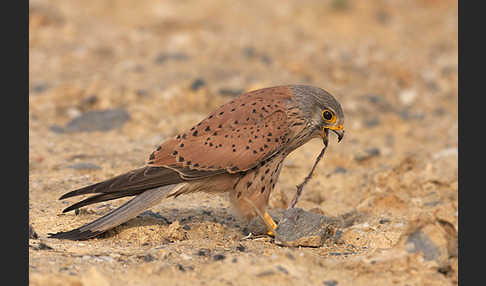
[
  {"left": 58, "top": 86, "right": 295, "bottom": 212},
  {"left": 148, "top": 86, "right": 295, "bottom": 176}
]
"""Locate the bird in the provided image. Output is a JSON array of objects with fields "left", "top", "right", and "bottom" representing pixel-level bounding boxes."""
[{"left": 49, "top": 84, "right": 344, "bottom": 240}]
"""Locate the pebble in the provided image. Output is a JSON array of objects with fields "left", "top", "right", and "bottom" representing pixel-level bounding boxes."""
[
  {"left": 405, "top": 229, "right": 440, "bottom": 261},
  {"left": 197, "top": 248, "right": 211, "bottom": 257},
  {"left": 213, "top": 254, "right": 225, "bottom": 261},
  {"left": 154, "top": 52, "right": 189, "bottom": 64},
  {"left": 51, "top": 109, "right": 131, "bottom": 133},
  {"left": 190, "top": 78, "right": 206, "bottom": 91},
  {"left": 323, "top": 280, "right": 339, "bottom": 286},
  {"left": 218, "top": 88, "right": 244, "bottom": 96},
  {"left": 274, "top": 208, "right": 335, "bottom": 247},
  {"left": 66, "top": 162, "right": 101, "bottom": 170},
  {"left": 31, "top": 82, "right": 49, "bottom": 94},
  {"left": 354, "top": 148, "right": 381, "bottom": 162}
]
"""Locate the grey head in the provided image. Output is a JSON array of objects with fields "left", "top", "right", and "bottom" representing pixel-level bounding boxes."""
[{"left": 290, "top": 84, "right": 345, "bottom": 142}]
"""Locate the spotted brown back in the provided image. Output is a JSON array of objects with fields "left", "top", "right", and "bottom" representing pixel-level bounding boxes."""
[{"left": 148, "top": 86, "right": 295, "bottom": 175}]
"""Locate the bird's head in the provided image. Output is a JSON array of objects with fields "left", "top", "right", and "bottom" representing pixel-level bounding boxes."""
[{"left": 291, "top": 85, "right": 345, "bottom": 143}]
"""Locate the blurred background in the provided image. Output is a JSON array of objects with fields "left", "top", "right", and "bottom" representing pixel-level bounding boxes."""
[{"left": 29, "top": 0, "right": 458, "bottom": 285}]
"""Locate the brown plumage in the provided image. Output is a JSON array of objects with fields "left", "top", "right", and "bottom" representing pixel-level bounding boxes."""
[{"left": 49, "top": 85, "right": 344, "bottom": 240}]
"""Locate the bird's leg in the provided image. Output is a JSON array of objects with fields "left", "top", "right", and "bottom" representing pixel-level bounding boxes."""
[
  {"left": 243, "top": 198, "right": 278, "bottom": 236},
  {"left": 263, "top": 211, "right": 278, "bottom": 236}
]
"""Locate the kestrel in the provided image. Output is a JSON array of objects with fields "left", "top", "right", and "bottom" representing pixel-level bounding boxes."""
[{"left": 49, "top": 85, "right": 344, "bottom": 240}]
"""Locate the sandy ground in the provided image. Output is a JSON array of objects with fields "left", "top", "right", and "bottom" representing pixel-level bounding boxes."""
[{"left": 29, "top": 0, "right": 458, "bottom": 285}]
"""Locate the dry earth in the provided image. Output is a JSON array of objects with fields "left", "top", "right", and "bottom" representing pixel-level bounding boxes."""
[{"left": 29, "top": 0, "right": 458, "bottom": 285}]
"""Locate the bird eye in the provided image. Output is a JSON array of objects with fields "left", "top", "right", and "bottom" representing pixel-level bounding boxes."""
[{"left": 322, "top": 110, "right": 334, "bottom": 121}]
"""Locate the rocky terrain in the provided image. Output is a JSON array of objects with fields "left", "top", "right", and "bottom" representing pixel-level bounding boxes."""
[{"left": 29, "top": 0, "right": 458, "bottom": 285}]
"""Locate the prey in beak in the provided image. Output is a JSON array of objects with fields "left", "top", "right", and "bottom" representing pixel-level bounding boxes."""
[{"left": 321, "top": 125, "right": 344, "bottom": 143}]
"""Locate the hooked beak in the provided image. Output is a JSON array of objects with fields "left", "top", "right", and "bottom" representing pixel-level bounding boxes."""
[{"left": 321, "top": 125, "right": 344, "bottom": 142}]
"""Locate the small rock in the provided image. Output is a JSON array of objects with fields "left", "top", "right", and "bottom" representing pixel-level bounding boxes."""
[
  {"left": 256, "top": 270, "right": 275, "bottom": 277},
  {"left": 276, "top": 265, "right": 289, "bottom": 274},
  {"left": 52, "top": 109, "right": 131, "bottom": 133},
  {"left": 399, "top": 109, "right": 424, "bottom": 120},
  {"left": 66, "top": 162, "right": 101, "bottom": 170},
  {"left": 218, "top": 88, "right": 244, "bottom": 97},
  {"left": 135, "top": 89, "right": 149, "bottom": 97},
  {"left": 197, "top": 248, "right": 211, "bottom": 257},
  {"left": 363, "top": 118, "right": 380, "bottom": 127},
  {"left": 406, "top": 229, "right": 441, "bottom": 261},
  {"left": 32, "top": 242, "right": 53, "bottom": 250},
  {"left": 375, "top": 10, "right": 390, "bottom": 24},
  {"left": 323, "top": 280, "right": 339, "bottom": 286},
  {"left": 154, "top": 52, "right": 189, "bottom": 64},
  {"left": 333, "top": 166, "right": 347, "bottom": 174},
  {"left": 354, "top": 148, "right": 381, "bottom": 162},
  {"left": 141, "top": 254, "right": 155, "bottom": 262},
  {"left": 236, "top": 244, "right": 246, "bottom": 252},
  {"left": 213, "top": 254, "right": 225, "bottom": 261},
  {"left": 379, "top": 218, "right": 391, "bottom": 224},
  {"left": 274, "top": 208, "right": 336, "bottom": 247},
  {"left": 31, "top": 82, "right": 49, "bottom": 94},
  {"left": 176, "top": 264, "right": 185, "bottom": 271},
  {"left": 242, "top": 46, "right": 257, "bottom": 58},
  {"left": 190, "top": 78, "right": 206, "bottom": 91},
  {"left": 139, "top": 211, "right": 171, "bottom": 224}
]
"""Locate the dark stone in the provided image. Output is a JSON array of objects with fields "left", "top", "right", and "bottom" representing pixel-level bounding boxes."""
[
  {"left": 191, "top": 78, "right": 206, "bottom": 91},
  {"left": 333, "top": 166, "right": 347, "bottom": 174},
  {"left": 218, "top": 88, "right": 244, "bottom": 97},
  {"left": 139, "top": 211, "right": 171, "bottom": 224},
  {"left": 236, "top": 244, "right": 246, "bottom": 252},
  {"left": 142, "top": 254, "right": 155, "bottom": 262},
  {"left": 375, "top": 10, "right": 390, "bottom": 24},
  {"left": 53, "top": 109, "right": 131, "bottom": 133},
  {"left": 379, "top": 218, "right": 391, "bottom": 224},
  {"left": 66, "top": 162, "right": 101, "bottom": 170},
  {"left": 323, "top": 280, "right": 339, "bottom": 286},
  {"left": 276, "top": 265, "right": 289, "bottom": 274},
  {"left": 135, "top": 89, "right": 149, "bottom": 97},
  {"left": 202, "top": 210, "right": 212, "bottom": 216},
  {"left": 31, "top": 242, "right": 53, "bottom": 250},
  {"left": 213, "top": 254, "right": 225, "bottom": 261},
  {"left": 256, "top": 270, "right": 275, "bottom": 277},
  {"left": 82, "top": 95, "right": 98, "bottom": 105},
  {"left": 242, "top": 47, "right": 257, "bottom": 58},
  {"left": 406, "top": 229, "right": 440, "bottom": 261},
  {"left": 260, "top": 54, "right": 272, "bottom": 65},
  {"left": 182, "top": 224, "right": 191, "bottom": 231},
  {"left": 31, "top": 82, "right": 49, "bottom": 94},
  {"left": 154, "top": 52, "right": 189, "bottom": 64},
  {"left": 177, "top": 264, "right": 185, "bottom": 271},
  {"left": 197, "top": 248, "right": 211, "bottom": 257},
  {"left": 363, "top": 118, "right": 380, "bottom": 127},
  {"left": 354, "top": 148, "right": 381, "bottom": 162},
  {"left": 399, "top": 109, "right": 425, "bottom": 120},
  {"left": 49, "top": 124, "right": 65, "bottom": 133}
]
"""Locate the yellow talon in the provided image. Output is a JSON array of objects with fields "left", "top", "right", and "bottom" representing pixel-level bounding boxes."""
[
  {"left": 263, "top": 212, "right": 278, "bottom": 236},
  {"left": 242, "top": 198, "right": 278, "bottom": 237}
]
